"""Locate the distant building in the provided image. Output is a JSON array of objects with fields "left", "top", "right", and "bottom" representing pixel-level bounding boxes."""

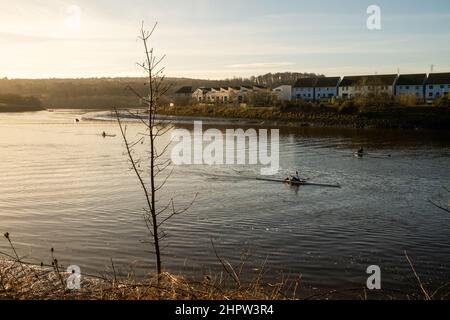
[
  {"left": 292, "top": 78, "right": 318, "bottom": 101},
  {"left": 191, "top": 86, "right": 268, "bottom": 104},
  {"left": 174, "top": 86, "right": 192, "bottom": 98},
  {"left": 192, "top": 87, "right": 211, "bottom": 102},
  {"left": 424, "top": 73, "right": 450, "bottom": 102},
  {"left": 339, "top": 74, "right": 398, "bottom": 99},
  {"left": 395, "top": 74, "right": 427, "bottom": 100},
  {"left": 314, "top": 77, "right": 341, "bottom": 101},
  {"left": 272, "top": 85, "right": 292, "bottom": 101}
]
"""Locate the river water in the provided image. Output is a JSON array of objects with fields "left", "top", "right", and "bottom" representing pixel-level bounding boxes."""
[{"left": 0, "top": 110, "right": 449, "bottom": 297}]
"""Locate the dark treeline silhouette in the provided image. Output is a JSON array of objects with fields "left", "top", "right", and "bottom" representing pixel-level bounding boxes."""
[
  {"left": 0, "top": 72, "right": 322, "bottom": 109},
  {"left": 0, "top": 93, "right": 44, "bottom": 112},
  {"left": 226, "top": 72, "right": 324, "bottom": 88}
]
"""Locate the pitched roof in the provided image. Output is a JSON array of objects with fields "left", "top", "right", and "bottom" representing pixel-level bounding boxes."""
[
  {"left": 293, "top": 78, "right": 318, "bottom": 88},
  {"left": 196, "top": 87, "right": 211, "bottom": 92},
  {"left": 175, "top": 86, "right": 192, "bottom": 94},
  {"left": 396, "top": 74, "right": 427, "bottom": 86},
  {"left": 315, "top": 77, "right": 341, "bottom": 87},
  {"left": 339, "top": 74, "right": 397, "bottom": 87},
  {"left": 425, "top": 73, "right": 450, "bottom": 85}
]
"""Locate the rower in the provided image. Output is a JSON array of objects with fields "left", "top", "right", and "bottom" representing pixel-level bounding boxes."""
[
  {"left": 357, "top": 146, "right": 364, "bottom": 157},
  {"left": 291, "top": 171, "right": 300, "bottom": 182}
]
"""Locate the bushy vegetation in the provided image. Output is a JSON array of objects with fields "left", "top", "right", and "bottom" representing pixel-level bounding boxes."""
[
  {"left": 397, "top": 93, "right": 420, "bottom": 107},
  {"left": 161, "top": 99, "right": 450, "bottom": 130},
  {"left": 433, "top": 95, "right": 450, "bottom": 108},
  {"left": 0, "top": 73, "right": 323, "bottom": 110},
  {"left": 0, "top": 93, "right": 44, "bottom": 112}
]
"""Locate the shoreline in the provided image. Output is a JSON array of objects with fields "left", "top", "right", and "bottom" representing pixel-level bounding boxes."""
[
  {"left": 80, "top": 109, "right": 450, "bottom": 131},
  {"left": 0, "top": 257, "right": 435, "bottom": 300},
  {"left": 81, "top": 111, "right": 313, "bottom": 128}
]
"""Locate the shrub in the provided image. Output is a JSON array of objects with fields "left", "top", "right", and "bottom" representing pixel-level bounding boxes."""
[
  {"left": 398, "top": 93, "right": 419, "bottom": 107},
  {"left": 433, "top": 95, "right": 450, "bottom": 108},
  {"left": 338, "top": 100, "right": 358, "bottom": 114}
]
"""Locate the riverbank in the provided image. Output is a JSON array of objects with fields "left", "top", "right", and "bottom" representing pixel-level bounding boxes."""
[
  {"left": 0, "top": 258, "right": 296, "bottom": 300},
  {"left": 156, "top": 104, "right": 450, "bottom": 130},
  {"left": 82, "top": 104, "right": 450, "bottom": 130},
  {"left": 0, "top": 104, "right": 45, "bottom": 112},
  {"left": 0, "top": 257, "right": 441, "bottom": 300}
]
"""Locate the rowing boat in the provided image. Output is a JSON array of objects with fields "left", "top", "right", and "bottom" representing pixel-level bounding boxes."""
[{"left": 256, "top": 177, "right": 341, "bottom": 188}]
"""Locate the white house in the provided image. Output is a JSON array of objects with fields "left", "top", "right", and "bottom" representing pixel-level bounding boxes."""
[
  {"left": 292, "top": 78, "right": 317, "bottom": 101},
  {"left": 424, "top": 73, "right": 450, "bottom": 102},
  {"left": 339, "top": 74, "right": 398, "bottom": 99},
  {"left": 192, "top": 86, "right": 269, "bottom": 104},
  {"left": 192, "top": 87, "right": 211, "bottom": 102},
  {"left": 395, "top": 74, "right": 427, "bottom": 100},
  {"left": 314, "top": 77, "right": 341, "bottom": 101},
  {"left": 272, "top": 85, "right": 292, "bottom": 101}
]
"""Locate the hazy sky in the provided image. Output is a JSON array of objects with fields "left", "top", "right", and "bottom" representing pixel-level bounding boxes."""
[{"left": 1, "top": 0, "right": 449, "bottom": 79}]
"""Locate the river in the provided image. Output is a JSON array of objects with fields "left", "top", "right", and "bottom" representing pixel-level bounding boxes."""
[{"left": 0, "top": 109, "right": 449, "bottom": 297}]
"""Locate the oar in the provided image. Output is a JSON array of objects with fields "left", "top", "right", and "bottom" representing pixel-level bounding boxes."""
[{"left": 255, "top": 177, "right": 341, "bottom": 188}]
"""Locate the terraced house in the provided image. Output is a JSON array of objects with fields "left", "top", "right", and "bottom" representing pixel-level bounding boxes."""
[
  {"left": 395, "top": 74, "right": 427, "bottom": 100},
  {"left": 292, "top": 78, "right": 317, "bottom": 101},
  {"left": 314, "top": 77, "right": 341, "bottom": 101},
  {"left": 424, "top": 72, "right": 450, "bottom": 102},
  {"left": 192, "top": 87, "right": 211, "bottom": 102},
  {"left": 192, "top": 86, "right": 269, "bottom": 104},
  {"left": 339, "top": 74, "right": 398, "bottom": 99}
]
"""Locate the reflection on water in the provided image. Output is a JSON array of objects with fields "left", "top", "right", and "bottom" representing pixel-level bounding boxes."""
[{"left": 0, "top": 110, "right": 449, "bottom": 296}]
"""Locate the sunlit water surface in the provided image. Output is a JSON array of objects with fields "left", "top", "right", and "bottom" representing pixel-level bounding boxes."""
[{"left": 1, "top": 110, "right": 449, "bottom": 296}]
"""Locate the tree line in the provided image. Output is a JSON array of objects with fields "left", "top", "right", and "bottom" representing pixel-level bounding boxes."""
[{"left": 0, "top": 72, "right": 322, "bottom": 109}]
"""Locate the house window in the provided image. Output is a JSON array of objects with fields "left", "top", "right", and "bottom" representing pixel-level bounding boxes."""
[
  {"left": 429, "top": 93, "right": 433, "bottom": 97},
  {"left": 416, "top": 86, "right": 420, "bottom": 90},
  {"left": 440, "top": 85, "right": 445, "bottom": 89},
  {"left": 405, "top": 86, "right": 410, "bottom": 89},
  {"left": 399, "top": 86, "right": 403, "bottom": 89},
  {"left": 429, "top": 85, "right": 434, "bottom": 89}
]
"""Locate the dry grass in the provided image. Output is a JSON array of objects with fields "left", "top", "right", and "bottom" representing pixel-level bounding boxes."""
[
  {"left": 0, "top": 258, "right": 297, "bottom": 300},
  {"left": 1, "top": 233, "right": 448, "bottom": 300}
]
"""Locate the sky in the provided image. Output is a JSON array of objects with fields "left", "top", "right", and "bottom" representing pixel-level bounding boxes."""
[{"left": 0, "top": 0, "right": 449, "bottom": 79}]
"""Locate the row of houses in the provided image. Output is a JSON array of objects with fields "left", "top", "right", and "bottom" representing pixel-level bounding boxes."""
[
  {"left": 277, "top": 72, "right": 450, "bottom": 103},
  {"left": 175, "top": 85, "right": 270, "bottom": 104},
  {"left": 173, "top": 72, "right": 450, "bottom": 104}
]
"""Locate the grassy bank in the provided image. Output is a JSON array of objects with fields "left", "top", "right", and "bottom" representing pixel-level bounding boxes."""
[
  {"left": 1, "top": 256, "right": 447, "bottom": 300},
  {"left": 157, "top": 104, "right": 450, "bottom": 130},
  {"left": 0, "top": 258, "right": 299, "bottom": 300},
  {"left": 1, "top": 231, "right": 447, "bottom": 300}
]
